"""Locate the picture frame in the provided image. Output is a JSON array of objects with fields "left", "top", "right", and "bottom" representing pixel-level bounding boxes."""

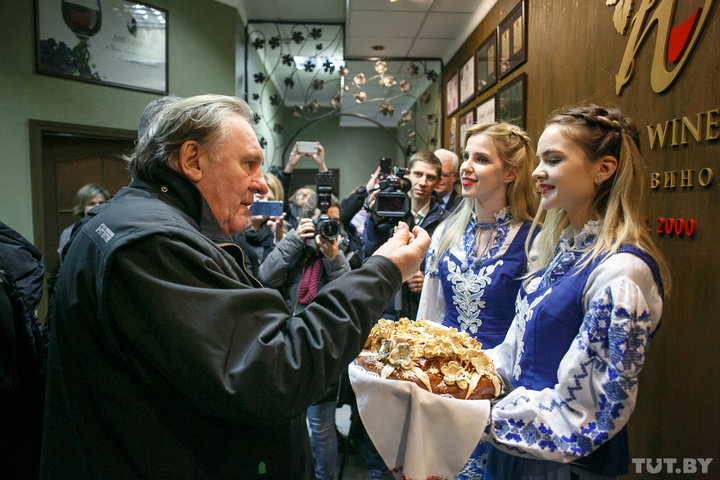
[
  {"left": 459, "top": 55, "right": 475, "bottom": 106},
  {"left": 475, "top": 30, "right": 497, "bottom": 96},
  {"left": 458, "top": 110, "right": 475, "bottom": 153},
  {"left": 475, "top": 95, "right": 496, "bottom": 125},
  {"left": 35, "top": 0, "right": 168, "bottom": 94},
  {"left": 446, "top": 71, "right": 459, "bottom": 117},
  {"left": 498, "top": 0, "right": 526, "bottom": 79},
  {"left": 496, "top": 73, "right": 526, "bottom": 128},
  {"left": 448, "top": 117, "right": 457, "bottom": 153}
]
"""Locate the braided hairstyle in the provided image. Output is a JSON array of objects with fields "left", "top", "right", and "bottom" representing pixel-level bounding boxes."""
[
  {"left": 428, "top": 122, "right": 538, "bottom": 273},
  {"left": 527, "top": 104, "right": 670, "bottom": 293}
]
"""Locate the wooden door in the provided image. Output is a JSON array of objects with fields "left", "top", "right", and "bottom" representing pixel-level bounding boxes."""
[{"left": 29, "top": 121, "right": 136, "bottom": 319}]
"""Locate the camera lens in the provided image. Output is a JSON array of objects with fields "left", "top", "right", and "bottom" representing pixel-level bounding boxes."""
[
  {"left": 314, "top": 215, "right": 339, "bottom": 240},
  {"left": 321, "top": 220, "right": 339, "bottom": 240}
]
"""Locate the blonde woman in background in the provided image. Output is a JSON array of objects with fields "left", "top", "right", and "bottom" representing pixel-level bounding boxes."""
[
  {"left": 417, "top": 122, "right": 539, "bottom": 479},
  {"left": 57, "top": 183, "right": 109, "bottom": 258},
  {"left": 232, "top": 172, "right": 284, "bottom": 275}
]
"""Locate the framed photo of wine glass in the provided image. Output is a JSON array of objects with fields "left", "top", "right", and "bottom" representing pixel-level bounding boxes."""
[
  {"left": 498, "top": 0, "right": 526, "bottom": 79},
  {"left": 446, "top": 71, "right": 459, "bottom": 117},
  {"left": 496, "top": 73, "right": 526, "bottom": 128},
  {"left": 459, "top": 55, "right": 475, "bottom": 106},
  {"left": 35, "top": 0, "right": 168, "bottom": 94},
  {"left": 475, "top": 30, "right": 497, "bottom": 96}
]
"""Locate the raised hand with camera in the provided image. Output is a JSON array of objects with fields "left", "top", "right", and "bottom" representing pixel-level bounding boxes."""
[
  {"left": 361, "top": 152, "right": 449, "bottom": 320},
  {"left": 286, "top": 141, "right": 328, "bottom": 174}
]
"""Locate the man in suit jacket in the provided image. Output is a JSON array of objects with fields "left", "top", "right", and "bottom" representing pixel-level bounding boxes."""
[{"left": 433, "top": 148, "right": 461, "bottom": 212}]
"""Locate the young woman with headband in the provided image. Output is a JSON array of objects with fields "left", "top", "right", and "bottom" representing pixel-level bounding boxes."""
[
  {"left": 417, "top": 122, "right": 539, "bottom": 479},
  {"left": 482, "top": 104, "right": 670, "bottom": 479}
]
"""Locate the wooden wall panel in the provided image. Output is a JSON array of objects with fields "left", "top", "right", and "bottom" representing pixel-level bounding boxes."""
[{"left": 444, "top": 1, "right": 720, "bottom": 477}]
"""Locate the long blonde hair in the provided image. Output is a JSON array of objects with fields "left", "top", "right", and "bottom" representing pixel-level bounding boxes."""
[
  {"left": 429, "top": 122, "right": 538, "bottom": 271},
  {"left": 527, "top": 104, "right": 671, "bottom": 294}
]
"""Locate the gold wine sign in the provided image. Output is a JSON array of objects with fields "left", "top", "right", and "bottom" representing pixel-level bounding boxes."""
[{"left": 608, "top": 0, "right": 715, "bottom": 95}]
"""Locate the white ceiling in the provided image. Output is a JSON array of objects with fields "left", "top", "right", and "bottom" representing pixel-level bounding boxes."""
[{"left": 218, "top": 0, "right": 497, "bottom": 63}]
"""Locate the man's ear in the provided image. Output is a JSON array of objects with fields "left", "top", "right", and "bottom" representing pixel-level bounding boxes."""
[
  {"left": 595, "top": 155, "right": 618, "bottom": 185},
  {"left": 177, "top": 140, "right": 202, "bottom": 183}
]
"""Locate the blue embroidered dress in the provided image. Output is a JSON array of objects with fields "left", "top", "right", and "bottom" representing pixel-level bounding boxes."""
[
  {"left": 482, "top": 222, "right": 664, "bottom": 479},
  {"left": 418, "top": 207, "right": 535, "bottom": 479}
]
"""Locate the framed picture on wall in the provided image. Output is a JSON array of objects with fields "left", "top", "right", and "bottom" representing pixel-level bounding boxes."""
[
  {"left": 458, "top": 110, "right": 475, "bottom": 153},
  {"left": 498, "top": 0, "right": 526, "bottom": 78},
  {"left": 448, "top": 117, "right": 457, "bottom": 153},
  {"left": 459, "top": 55, "right": 475, "bottom": 106},
  {"left": 446, "top": 71, "right": 459, "bottom": 117},
  {"left": 496, "top": 73, "right": 526, "bottom": 128},
  {"left": 475, "top": 30, "right": 497, "bottom": 96},
  {"left": 35, "top": 0, "right": 169, "bottom": 94},
  {"left": 475, "top": 95, "right": 495, "bottom": 125}
]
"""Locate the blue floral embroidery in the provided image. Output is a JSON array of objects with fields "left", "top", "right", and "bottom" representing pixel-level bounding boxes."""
[
  {"left": 445, "top": 256, "right": 500, "bottom": 335},
  {"left": 455, "top": 447, "right": 488, "bottom": 480},
  {"left": 539, "top": 221, "right": 600, "bottom": 287},
  {"left": 494, "top": 284, "right": 655, "bottom": 458},
  {"left": 511, "top": 289, "right": 551, "bottom": 380},
  {"left": 462, "top": 208, "right": 513, "bottom": 271}
]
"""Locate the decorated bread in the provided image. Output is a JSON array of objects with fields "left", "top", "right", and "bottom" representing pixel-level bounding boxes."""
[{"left": 356, "top": 318, "right": 503, "bottom": 400}]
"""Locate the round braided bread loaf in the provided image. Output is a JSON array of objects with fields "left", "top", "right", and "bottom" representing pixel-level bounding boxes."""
[{"left": 356, "top": 318, "right": 503, "bottom": 400}]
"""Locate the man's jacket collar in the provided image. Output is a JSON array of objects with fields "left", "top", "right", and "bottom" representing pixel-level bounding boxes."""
[{"left": 129, "top": 167, "right": 231, "bottom": 244}]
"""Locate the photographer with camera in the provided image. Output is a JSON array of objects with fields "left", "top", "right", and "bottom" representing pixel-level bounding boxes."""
[
  {"left": 257, "top": 172, "right": 347, "bottom": 480},
  {"left": 361, "top": 152, "right": 449, "bottom": 320},
  {"left": 257, "top": 174, "right": 347, "bottom": 314}
]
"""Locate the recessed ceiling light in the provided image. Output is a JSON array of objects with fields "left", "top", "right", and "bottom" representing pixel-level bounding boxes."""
[{"left": 371, "top": 45, "right": 385, "bottom": 51}]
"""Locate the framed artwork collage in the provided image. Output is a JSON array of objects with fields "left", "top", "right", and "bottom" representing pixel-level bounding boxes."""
[{"left": 444, "top": 0, "right": 527, "bottom": 154}]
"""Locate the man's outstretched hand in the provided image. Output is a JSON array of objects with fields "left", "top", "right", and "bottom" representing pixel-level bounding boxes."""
[{"left": 372, "top": 222, "right": 430, "bottom": 282}]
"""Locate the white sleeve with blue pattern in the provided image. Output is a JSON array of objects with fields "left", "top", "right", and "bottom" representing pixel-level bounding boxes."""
[{"left": 484, "top": 254, "right": 663, "bottom": 462}]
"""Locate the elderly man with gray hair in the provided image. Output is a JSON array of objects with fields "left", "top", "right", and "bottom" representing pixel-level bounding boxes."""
[
  {"left": 41, "top": 94, "right": 430, "bottom": 479},
  {"left": 434, "top": 148, "right": 461, "bottom": 212}
]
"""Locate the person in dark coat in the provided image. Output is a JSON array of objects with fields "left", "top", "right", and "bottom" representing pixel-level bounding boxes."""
[
  {"left": 0, "top": 222, "right": 46, "bottom": 479},
  {"left": 40, "top": 94, "right": 430, "bottom": 480},
  {"left": 362, "top": 151, "right": 449, "bottom": 321}
]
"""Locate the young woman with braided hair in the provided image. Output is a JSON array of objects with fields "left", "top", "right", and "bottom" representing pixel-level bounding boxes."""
[
  {"left": 417, "top": 122, "right": 539, "bottom": 479},
  {"left": 482, "top": 105, "right": 670, "bottom": 479}
]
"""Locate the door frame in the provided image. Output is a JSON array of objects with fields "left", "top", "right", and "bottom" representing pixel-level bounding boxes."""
[{"left": 28, "top": 120, "right": 137, "bottom": 259}]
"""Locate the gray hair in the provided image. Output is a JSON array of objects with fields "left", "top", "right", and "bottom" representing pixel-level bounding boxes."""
[
  {"left": 434, "top": 148, "right": 459, "bottom": 172},
  {"left": 137, "top": 95, "right": 181, "bottom": 141},
  {"left": 129, "top": 94, "right": 254, "bottom": 182}
]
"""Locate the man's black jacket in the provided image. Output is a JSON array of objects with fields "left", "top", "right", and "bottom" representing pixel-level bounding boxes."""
[{"left": 41, "top": 167, "right": 401, "bottom": 479}]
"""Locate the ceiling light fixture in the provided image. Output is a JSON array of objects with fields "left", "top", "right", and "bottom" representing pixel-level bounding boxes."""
[{"left": 371, "top": 45, "right": 385, "bottom": 51}]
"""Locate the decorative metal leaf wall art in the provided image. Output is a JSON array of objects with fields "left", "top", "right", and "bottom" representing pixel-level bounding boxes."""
[{"left": 246, "top": 22, "right": 442, "bottom": 166}]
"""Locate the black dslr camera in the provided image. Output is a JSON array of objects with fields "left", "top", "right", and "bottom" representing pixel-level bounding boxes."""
[
  {"left": 373, "top": 157, "right": 410, "bottom": 218},
  {"left": 313, "top": 171, "right": 340, "bottom": 240}
]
